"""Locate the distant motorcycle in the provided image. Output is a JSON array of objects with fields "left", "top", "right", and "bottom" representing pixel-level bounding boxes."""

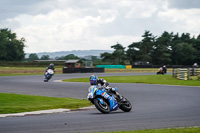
[
  {"left": 87, "top": 85, "right": 132, "bottom": 114},
  {"left": 157, "top": 66, "right": 167, "bottom": 75},
  {"left": 156, "top": 70, "right": 164, "bottom": 75},
  {"left": 44, "top": 69, "right": 54, "bottom": 82}
]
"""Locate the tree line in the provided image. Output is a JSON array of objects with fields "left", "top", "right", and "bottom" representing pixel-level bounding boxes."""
[
  {"left": 101, "top": 31, "right": 200, "bottom": 65},
  {"left": 1, "top": 28, "right": 200, "bottom": 66}
]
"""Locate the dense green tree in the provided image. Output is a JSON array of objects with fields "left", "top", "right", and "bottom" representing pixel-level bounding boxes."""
[
  {"left": 65, "top": 54, "right": 79, "bottom": 60},
  {"left": 151, "top": 31, "right": 172, "bottom": 65},
  {"left": 171, "top": 33, "right": 198, "bottom": 65},
  {"left": 139, "top": 31, "right": 155, "bottom": 62},
  {"left": 57, "top": 54, "right": 79, "bottom": 60},
  {"left": 100, "top": 52, "right": 114, "bottom": 64},
  {"left": 127, "top": 31, "right": 155, "bottom": 64},
  {"left": 126, "top": 42, "right": 141, "bottom": 64},
  {"left": 40, "top": 55, "right": 49, "bottom": 60},
  {"left": 173, "top": 42, "right": 196, "bottom": 65},
  {"left": 180, "top": 33, "right": 192, "bottom": 44},
  {"left": 0, "top": 28, "right": 25, "bottom": 61},
  {"left": 28, "top": 53, "right": 39, "bottom": 61},
  {"left": 126, "top": 31, "right": 199, "bottom": 65},
  {"left": 170, "top": 33, "right": 182, "bottom": 65},
  {"left": 111, "top": 43, "right": 126, "bottom": 64},
  {"left": 101, "top": 43, "right": 127, "bottom": 65},
  {"left": 192, "top": 35, "right": 200, "bottom": 64}
]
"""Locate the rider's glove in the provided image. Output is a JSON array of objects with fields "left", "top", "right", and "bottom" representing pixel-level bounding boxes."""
[{"left": 111, "top": 87, "right": 116, "bottom": 92}]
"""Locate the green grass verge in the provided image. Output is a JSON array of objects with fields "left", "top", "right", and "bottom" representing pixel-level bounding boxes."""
[
  {"left": 63, "top": 75, "right": 200, "bottom": 86},
  {"left": 105, "top": 68, "right": 172, "bottom": 73},
  {"left": 93, "top": 127, "right": 200, "bottom": 133},
  {"left": 0, "top": 93, "right": 92, "bottom": 114}
]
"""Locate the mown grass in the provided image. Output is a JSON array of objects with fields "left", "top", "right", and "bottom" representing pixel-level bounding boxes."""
[
  {"left": 93, "top": 127, "right": 200, "bottom": 133},
  {"left": 63, "top": 75, "right": 200, "bottom": 86},
  {"left": 0, "top": 67, "right": 172, "bottom": 76},
  {"left": 105, "top": 68, "right": 172, "bottom": 73},
  {"left": 0, "top": 67, "right": 62, "bottom": 76},
  {"left": 0, "top": 93, "right": 92, "bottom": 114}
]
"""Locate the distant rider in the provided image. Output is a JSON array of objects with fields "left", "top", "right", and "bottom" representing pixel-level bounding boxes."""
[
  {"left": 45, "top": 63, "right": 55, "bottom": 74},
  {"left": 89, "top": 75, "right": 122, "bottom": 100},
  {"left": 162, "top": 65, "right": 167, "bottom": 74},
  {"left": 157, "top": 67, "right": 163, "bottom": 74}
]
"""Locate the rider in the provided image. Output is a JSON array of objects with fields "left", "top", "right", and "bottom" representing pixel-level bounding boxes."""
[
  {"left": 157, "top": 66, "right": 163, "bottom": 74},
  {"left": 45, "top": 63, "right": 55, "bottom": 73},
  {"left": 162, "top": 65, "right": 167, "bottom": 73},
  {"left": 89, "top": 75, "right": 122, "bottom": 100}
]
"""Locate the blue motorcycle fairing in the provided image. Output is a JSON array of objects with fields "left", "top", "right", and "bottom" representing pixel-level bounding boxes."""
[
  {"left": 108, "top": 95, "right": 118, "bottom": 110},
  {"left": 97, "top": 98, "right": 104, "bottom": 105},
  {"left": 88, "top": 86, "right": 118, "bottom": 111},
  {"left": 87, "top": 85, "right": 98, "bottom": 100}
]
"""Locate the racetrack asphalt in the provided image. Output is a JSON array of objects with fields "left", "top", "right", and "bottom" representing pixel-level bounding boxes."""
[{"left": 0, "top": 73, "right": 200, "bottom": 133}]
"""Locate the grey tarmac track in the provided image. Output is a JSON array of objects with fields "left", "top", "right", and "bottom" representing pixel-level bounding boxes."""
[{"left": 0, "top": 73, "right": 200, "bottom": 133}]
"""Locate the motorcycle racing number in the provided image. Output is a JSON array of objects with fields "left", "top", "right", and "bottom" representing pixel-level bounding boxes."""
[{"left": 102, "top": 92, "right": 110, "bottom": 99}]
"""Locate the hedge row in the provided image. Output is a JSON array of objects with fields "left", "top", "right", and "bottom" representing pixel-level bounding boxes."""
[{"left": 0, "top": 61, "right": 65, "bottom": 67}]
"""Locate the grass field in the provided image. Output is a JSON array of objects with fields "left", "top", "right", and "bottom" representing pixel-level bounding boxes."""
[
  {"left": 0, "top": 93, "right": 92, "bottom": 114},
  {"left": 63, "top": 75, "right": 200, "bottom": 86},
  {"left": 0, "top": 67, "right": 172, "bottom": 76},
  {"left": 94, "top": 127, "right": 200, "bottom": 133},
  {"left": 105, "top": 68, "right": 172, "bottom": 73},
  {"left": 0, "top": 67, "right": 63, "bottom": 76}
]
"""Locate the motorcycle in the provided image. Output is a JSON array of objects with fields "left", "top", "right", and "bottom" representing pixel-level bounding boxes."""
[
  {"left": 44, "top": 69, "right": 54, "bottom": 82},
  {"left": 87, "top": 85, "right": 132, "bottom": 114},
  {"left": 156, "top": 70, "right": 164, "bottom": 75}
]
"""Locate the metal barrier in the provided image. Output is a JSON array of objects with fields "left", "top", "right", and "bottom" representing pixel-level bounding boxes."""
[{"left": 172, "top": 68, "right": 200, "bottom": 80}]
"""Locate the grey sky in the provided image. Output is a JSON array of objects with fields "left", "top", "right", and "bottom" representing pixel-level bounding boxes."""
[
  {"left": 0, "top": 0, "right": 200, "bottom": 53},
  {"left": 168, "top": 0, "right": 200, "bottom": 9}
]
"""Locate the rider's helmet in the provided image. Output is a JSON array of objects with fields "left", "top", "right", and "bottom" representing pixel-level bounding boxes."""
[
  {"left": 49, "top": 63, "right": 54, "bottom": 68},
  {"left": 89, "top": 75, "right": 98, "bottom": 85},
  {"left": 47, "top": 63, "right": 54, "bottom": 70}
]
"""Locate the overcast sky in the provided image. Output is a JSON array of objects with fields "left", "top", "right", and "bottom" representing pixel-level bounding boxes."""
[{"left": 0, "top": 0, "right": 200, "bottom": 53}]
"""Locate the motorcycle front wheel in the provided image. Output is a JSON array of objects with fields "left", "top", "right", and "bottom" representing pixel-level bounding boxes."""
[
  {"left": 94, "top": 98, "right": 110, "bottom": 114},
  {"left": 119, "top": 97, "right": 132, "bottom": 112}
]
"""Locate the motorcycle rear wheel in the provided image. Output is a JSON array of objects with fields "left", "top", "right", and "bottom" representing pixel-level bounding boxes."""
[{"left": 94, "top": 98, "right": 110, "bottom": 114}]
